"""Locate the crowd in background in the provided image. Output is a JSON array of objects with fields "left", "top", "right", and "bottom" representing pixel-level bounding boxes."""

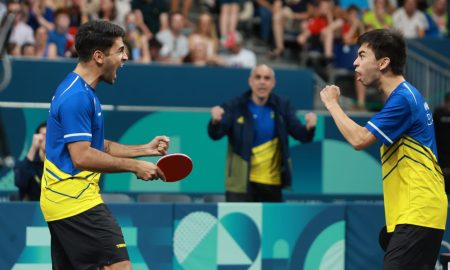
[{"left": 0, "top": 0, "right": 447, "bottom": 68}]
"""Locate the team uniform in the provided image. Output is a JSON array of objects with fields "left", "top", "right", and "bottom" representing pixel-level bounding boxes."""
[
  {"left": 247, "top": 100, "right": 283, "bottom": 201},
  {"left": 365, "top": 81, "right": 447, "bottom": 269},
  {"left": 41, "top": 72, "right": 129, "bottom": 269}
]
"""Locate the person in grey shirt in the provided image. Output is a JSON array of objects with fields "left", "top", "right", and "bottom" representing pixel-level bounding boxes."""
[{"left": 156, "top": 12, "right": 189, "bottom": 64}]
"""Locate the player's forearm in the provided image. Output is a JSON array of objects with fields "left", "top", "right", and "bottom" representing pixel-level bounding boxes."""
[
  {"left": 104, "top": 139, "right": 149, "bottom": 158},
  {"left": 72, "top": 146, "right": 138, "bottom": 173},
  {"left": 327, "top": 104, "right": 368, "bottom": 150},
  {"left": 26, "top": 147, "right": 37, "bottom": 161}
]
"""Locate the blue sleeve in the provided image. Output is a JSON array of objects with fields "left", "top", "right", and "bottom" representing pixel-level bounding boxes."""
[
  {"left": 365, "top": 94, "right": 411, "bottom": 146},
  {"left": 59, "top": 92, "right": 94, "bottom": 144}
]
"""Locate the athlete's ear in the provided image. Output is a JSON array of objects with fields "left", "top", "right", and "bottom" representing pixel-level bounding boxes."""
[
  {"left": 93, "top": 50, "right": 104, "bottom": 65},
  {"left": 378, "top": 57, "right": 390, "bottom": 72}
]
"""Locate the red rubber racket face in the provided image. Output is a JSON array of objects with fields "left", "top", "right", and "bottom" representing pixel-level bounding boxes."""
[{"left": 156, "top": 153, "right": 193, "bottom": 182}]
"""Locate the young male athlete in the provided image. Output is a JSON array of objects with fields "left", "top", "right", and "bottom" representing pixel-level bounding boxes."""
[
  {"left": 320, "top": 29, "right": 447, "bottom": 269},
  {"left": 41, "top": 20, "right": 169, "bottom": 269}
]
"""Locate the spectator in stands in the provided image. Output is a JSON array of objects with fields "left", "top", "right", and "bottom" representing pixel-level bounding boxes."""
[
  {"left": 219, "top": 0, "right": 241, "bottom": 46},
  {"left": 433, "top": 92, "right": 450, "bottom": 193},
  {"left": 208, "top": 64, "right": 316, "bottom": 202},
  {"left": 320, "top": 29, "right": 446, "bottom": 269},
  {"left": 157, "top": 12, "right": 189, "bottom": 64},
  {"left": 26, "top": 0, "right": 55, "bottom": 31},
  {"left": 425, "top": 0, "right": 447, "bottom": 37},
  {"left": 184, "top": 34, "right": 211, "bottom": 66},
  {"left": 115, "top": 0, "right": 132, "bottom": 29},
  {"left": 321, "top": 5, "right": 364, "bottom": 65},
  {"left": 189, "top": 11, "right": 219, "bottom": 58},
  {"left": 171, "top": 0, "right": 193, "bottom": 27},
  {"left": 148, "top": 37, "right": 163, "bottom": 62},
  {"left": 8, "top": 0, "right": 35, "bottom": 48},
  {"left": 7, "top": 42, "right": 20, "bottom": 56},
  {"left": 218, "top": 31, "right": 256, "bottom": 67},
  {"left": 255, "top": 0, "right": 277, "bottom": 44},
  {"left": 363, "top": 0, "right": 393, "bottom": 31},
  {"left": 34, "top": 25, "right": 58, "bottom": 58},
  {"left": 13, "top": 122, "right": 46, "bottom": 201},
  {"left": 124, "top": 11, "right": 151, "bottom": 63},
  {"left": 20, "top": 42, "right": 36, "bottom": 56},
  {"left": 269, "top": 0, "right": 315, "bottom": 59},
  {"left": 67, "top": 0, "right": 89, "bottom": 28},
  {"left": 392, "top": 0, "right": 428, "bottom": 38},
  {"left": 296, "top": 0, "right": 334, "bottom": 52},
  {"left": 48, "top": 8, "right": 72, "bottom": 57},
  {"left": 96, "top": 0, "right": 118, "bottom": 25},
  {"left": 131, "top": 0, "right": 169, "bottom": 35}
]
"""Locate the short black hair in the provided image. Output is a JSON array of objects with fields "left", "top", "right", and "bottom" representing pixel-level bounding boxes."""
[
  {"left": 35, "top": 122, "right": 47, "bottom": 134},
  {"left": 75, "top": 20, "right": 125, "bottom": 62},
  {"left": 357, "top": 29, "right": 406, "bottom": 75}
]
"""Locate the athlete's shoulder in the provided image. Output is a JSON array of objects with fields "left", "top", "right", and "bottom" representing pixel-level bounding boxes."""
[{"left": 395, "top": 81, "right": 423, "bottom": 106}]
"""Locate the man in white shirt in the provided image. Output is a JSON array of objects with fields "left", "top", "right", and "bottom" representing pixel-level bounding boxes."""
[
  {"left": 393, "top": 0, "right": 428, "bottom": 38},
  {"left": 221, "top": 31, "right": 256, "bottom": 68}
]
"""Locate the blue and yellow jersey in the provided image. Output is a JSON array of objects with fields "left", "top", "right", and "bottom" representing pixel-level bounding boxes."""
[
  {"left": 248, "top": 100, "right": 281, "bottom": 186},
  {"left": 40, "top": 72, "right": 104, "bottom": 221},
  {"left": 365, "top": 81, "right": 447, "bottom": 232}
]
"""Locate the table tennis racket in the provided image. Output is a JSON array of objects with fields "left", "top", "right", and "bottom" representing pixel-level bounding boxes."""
[{"left": 156, "top": 153, "right": 193, "bottom": 182}]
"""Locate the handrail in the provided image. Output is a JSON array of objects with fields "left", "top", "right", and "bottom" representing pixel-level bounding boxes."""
[{"left": 0, "top": 13, "right": 16, "bottom": 93}]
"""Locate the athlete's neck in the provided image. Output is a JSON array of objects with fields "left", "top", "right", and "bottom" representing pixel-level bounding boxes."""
[
  {"left": 379, "top": 74, "right": 405, "bottom": 98},
  {"left": 73, "top": 63, "right": 101, "bottom": 89}
]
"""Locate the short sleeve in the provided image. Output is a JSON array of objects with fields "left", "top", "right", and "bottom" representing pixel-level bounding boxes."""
[
  {"left": 59, "top": 92, "right": 94, "bottom": 144},
  {"left": 365, "top": 94, "right": 411, "bottom": 146}
]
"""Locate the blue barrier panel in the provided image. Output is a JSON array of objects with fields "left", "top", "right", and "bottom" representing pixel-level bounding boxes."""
[
  {"left": 0, "top": 59, "right": 314, "bottom": 109},
  {"left": 345, "top": 203, "right": 385, "bottom": 270}
]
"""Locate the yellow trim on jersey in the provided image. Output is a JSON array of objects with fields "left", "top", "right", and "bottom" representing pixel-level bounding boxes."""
[
  {"left": 40, "top": 159, "right": 103, "bottom": 221},
  {"left": 381, "top": 136, "right": 447, "bottom": 232},
  {"left": 250, "top": 138, "right": 281, "bottom": 186}
]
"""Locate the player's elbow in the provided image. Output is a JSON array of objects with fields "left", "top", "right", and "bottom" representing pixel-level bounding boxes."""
[
  {"left": 353, "top": 143, "right": 366, "bottom": 151},
  {"left": 351, "top": 138, "right": 369, "bottom": 151},
  {"left": 71, "top": 154, "right": 88, "bottom": 170}
]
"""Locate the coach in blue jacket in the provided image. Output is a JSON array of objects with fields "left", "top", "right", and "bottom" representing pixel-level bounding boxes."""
[{"left": 208, "top": 64, "right": 317, "bottom": 202}]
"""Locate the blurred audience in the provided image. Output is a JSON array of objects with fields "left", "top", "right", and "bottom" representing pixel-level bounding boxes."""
[
  {"left": 255, "top": 0, "right": 277, "bottom": 43},
  {"left": 8, "top": 0, "right": 35, "bottom": 49},
  {"left": 218, "top": 31, "right": 256, "bottom": 68},
  {"left": 131, "top": 0, "right": 168, "bottom": 35},
  {"left": 13, "top": 122, "right": 46, "bottom": 201},
  {"left": 189, "top": 11, "right": 219, "bottom": 58},
  {"left": 425, "top": 0, "right": 448, "bottom": 37},
  {"left": 171, "top": 0, "right": 193, "bottom": 27},
  {"left": 26, "top": 0, "right": 55, "bottom": 31},
  {"left": 47, "top": 8, "right": 73, "bottom": 57},
  {"left": 392, "top": 0, "right": 428, "bottom": 38},
  {"left": 363, "top": 0, "right": 393, "bottom": 31},
  {"left": 124, "top": 11, "right": 150, "bottom": 63},
  {"left": 219, "top": 0, "right": 241, "bottom": 46},
  {"left": 270, "top": 0, "right": 315, "bottom": 59},
  {"left": 156, "top": 12, "right": 189, "bottom": 64}
]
